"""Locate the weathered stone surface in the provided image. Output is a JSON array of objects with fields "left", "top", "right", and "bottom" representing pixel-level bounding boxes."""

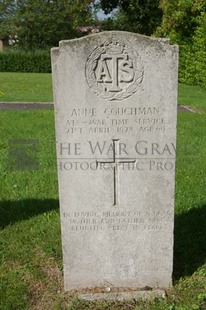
[
  {"left": 51, "top": 31, "right": 178, "bottom": 291},
  {"left": 79, "top": 289, "right": 166, "bottom": 301}
]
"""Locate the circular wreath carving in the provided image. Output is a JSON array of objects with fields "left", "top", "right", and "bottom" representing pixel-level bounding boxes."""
[{"left": 85, "top": 38, "right": 144, "bottom": 101}]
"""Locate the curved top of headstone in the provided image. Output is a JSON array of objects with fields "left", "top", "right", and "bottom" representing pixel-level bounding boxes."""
[
  {"left": 51, "top": 31, "right": 175, "bottom": 52},
  {"left": 51, "top": 31, "right": 178, "bottom": 102}
]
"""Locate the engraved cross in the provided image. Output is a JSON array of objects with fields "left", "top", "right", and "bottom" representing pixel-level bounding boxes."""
[{"left": 96, "top": 139, "right": 136, "bottom": 206}]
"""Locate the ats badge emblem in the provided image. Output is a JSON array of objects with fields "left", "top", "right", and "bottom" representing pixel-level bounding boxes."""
[{"left": 85, "top": 38, "right": 144, "bottom": 101}]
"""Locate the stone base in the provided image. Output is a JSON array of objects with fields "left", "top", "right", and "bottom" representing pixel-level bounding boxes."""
[{"left": 79, "top": 289, "right": 166, "bottom": 302}]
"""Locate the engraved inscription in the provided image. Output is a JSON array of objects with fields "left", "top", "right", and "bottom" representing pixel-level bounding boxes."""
[
  {"left": 65, "top": 106, "right": 167, "bottom": 135},
  {"left": 63, "top": 210, "right": 173, "bottom": 232},
  {"left": 85, "top": 38, "right": 144, "bottom": 101}
]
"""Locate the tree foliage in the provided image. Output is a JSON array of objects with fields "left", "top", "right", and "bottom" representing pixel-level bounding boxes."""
[
  {"left": 156, "top": 0, "right": 206, "bottom": 88},
  {"left": 156, "top": 0, "right": 206, "bottom": 43},
  {"left": 0, "top": 0, "right": 94, "bottom": 49},
  {"left": 99, "top": 0, "right": 162, "bottom": 35},
  {"left": 0, "top": 0, "right": 17, "bottom": 39}
]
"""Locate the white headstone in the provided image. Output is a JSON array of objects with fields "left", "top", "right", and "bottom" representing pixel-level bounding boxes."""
[{"left": 51, "top": 31, "right": 178, "bottom": 291}]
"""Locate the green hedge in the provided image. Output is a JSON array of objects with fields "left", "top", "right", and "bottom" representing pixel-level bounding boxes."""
[
  {"left": 179, "top": 14, "right": 206, "bottom": 89},
  {"left": 0, "top": 49, "right": 51, "bottom": 73}
]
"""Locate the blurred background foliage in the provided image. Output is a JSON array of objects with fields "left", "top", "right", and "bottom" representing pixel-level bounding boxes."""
[{"left": 0, "top": 0, "right": 205, "bottom": 87}]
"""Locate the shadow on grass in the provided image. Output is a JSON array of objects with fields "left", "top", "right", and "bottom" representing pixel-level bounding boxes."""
[
  {"left": 0, "top": 199, "right": 205, "bottom": 280},
  {"left": 0, "top": 199, "right": 59, "bottom": 229},
  {"left": 173, "top": 204, "right": 206, "bottom": 280}
]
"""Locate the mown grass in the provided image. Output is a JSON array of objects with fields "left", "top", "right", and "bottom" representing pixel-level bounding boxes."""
[
  {"left": 0, "top": 106, "right": 206, "bottom": 308},
  {"left": 0, "top": 72, "right": 53, "bottom": 102},
  {"left": 178, "top": 84, "right": 206, "bottom": 112}
]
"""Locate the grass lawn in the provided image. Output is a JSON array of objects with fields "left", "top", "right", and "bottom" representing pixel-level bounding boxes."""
[
  {"left": 0, "top": 72, "right": 53, "bottom": 102},
  {"left": 0, "top": 72, "right": 205, "bottom": 112},
  {"left": 178, "top": 84, "right": 206, "bottom": 112},
  {"left": 0, "top": 90, "right": 206, "bottom": 308}
]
